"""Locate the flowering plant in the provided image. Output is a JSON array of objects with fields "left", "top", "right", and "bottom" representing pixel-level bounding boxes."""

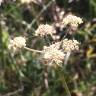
[{"left": 8, "top": 14, "right": 83, "bottom": 67}]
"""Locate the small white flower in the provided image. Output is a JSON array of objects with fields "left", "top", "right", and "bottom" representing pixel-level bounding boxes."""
[
  {"left": 35, "top": 24, "right": 56, "bottom": 37},
  {"left": 62, "top": 14, "right": 83, "bottom": 27},
  {"left": 8, "top": 36, "right": 26, "bottom": 52},
  {"left": 62, "top": 39, "right": 80, "bottom": 52}
]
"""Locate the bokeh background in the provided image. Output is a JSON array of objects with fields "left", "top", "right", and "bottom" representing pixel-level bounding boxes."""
[{"left": 0, "top": 0, "right": 96, "bottom": 96}]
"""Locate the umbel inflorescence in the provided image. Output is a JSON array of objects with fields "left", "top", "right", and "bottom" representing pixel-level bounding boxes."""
[
  {"left": 62, "top": 39, "right": 80, "bottom": 52},
  {"left": 42, "top": 42, "right": 65, "bottom": 64},
  {"left": 35, "top": 24, "right": 56, "bottom": 37},
  {"left": 8, "top": 14, "right": 83, "bottom": 66},
  {"left": 62, "top": 14, "right": 83, "bottom": 27},
  {"left": 8, "top": 36, "right": 26, "bottom": 52}
]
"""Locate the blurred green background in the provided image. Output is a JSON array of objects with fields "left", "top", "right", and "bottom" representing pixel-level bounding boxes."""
[{"left": 0, "top": 0, "right": 96, "bottom": 96}]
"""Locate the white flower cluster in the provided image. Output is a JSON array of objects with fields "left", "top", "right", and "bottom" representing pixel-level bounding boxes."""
[
  {"left": 42, "top": 43, "right": 65, "bottom": 64},
  {"left": 35, "top": 24, "right": 56, "bottom": 37},
  {"left": 8, "top": 36, "right": 26, "bottom": 52},
  {"left": 62, "top": 14, "right": 83, "bottom": 27},
  {"left": 42, "top": 38, "right": 80, "bottom": 65},
  {"left": 20, "top": 0, "right": 34, "bottom": 4},
  {"left": 0, "top": 0, "right": 3, "bottom": 5},
  {"left": 62, "top": 39, "right": 80, "bottom": 52}
]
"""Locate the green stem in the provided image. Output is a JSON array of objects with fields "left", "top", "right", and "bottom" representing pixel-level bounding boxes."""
[
  {"left": 58, "top": 68, "right": 71, "bottom": 96},
  {"left": 62, "top": 74, "right": 71, "bottom": 96}
]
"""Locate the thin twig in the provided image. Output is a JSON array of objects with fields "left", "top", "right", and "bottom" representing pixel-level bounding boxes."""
[{"left": 24, "top": 46, "right": 42, "bottom": 53}]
